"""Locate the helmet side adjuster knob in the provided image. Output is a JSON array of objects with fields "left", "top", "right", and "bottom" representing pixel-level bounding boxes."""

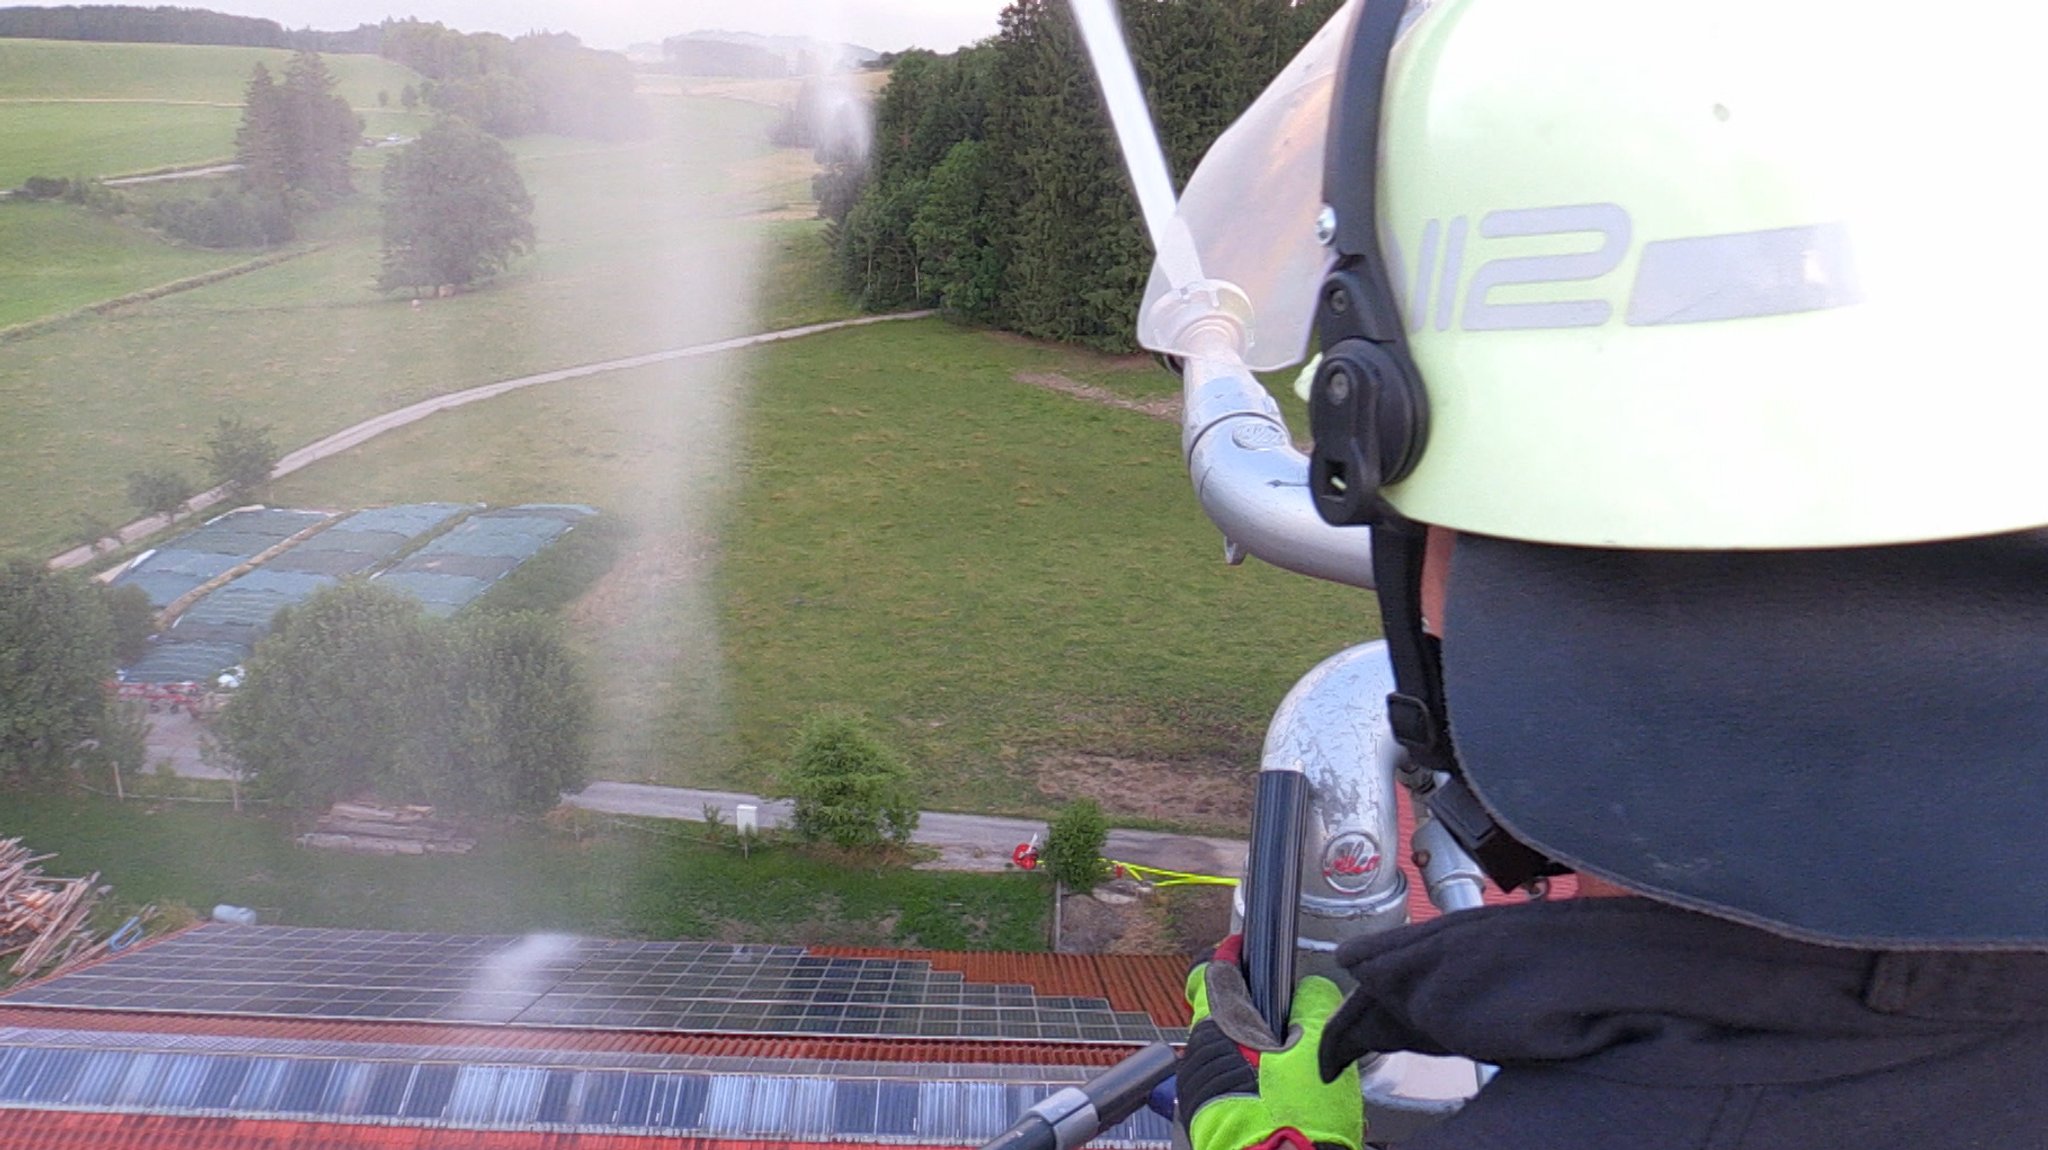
[{"left": 1309, "top": 337, "right": 1426, "bottom": 527}]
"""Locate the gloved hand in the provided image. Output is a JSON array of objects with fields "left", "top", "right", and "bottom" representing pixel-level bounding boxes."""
[{"left": 1177, "top": 935, "right": 1365, "bottom": 1150}]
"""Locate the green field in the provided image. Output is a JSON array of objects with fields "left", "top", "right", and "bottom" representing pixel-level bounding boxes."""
[
  {"left": 257, "top": 318, "right": 1368, "bottom": 826},
  {"left": 0, "top": 93, "right": 830, "bottom": 556},
  {"left": 0, "top": 39, "right": 430, "bottom": 184},
  {"left": 2, "top": 791, "right": 1049, "bottom": 949},
  {"left": 0, "top": 199, "right": 250, "bottom": 327}
]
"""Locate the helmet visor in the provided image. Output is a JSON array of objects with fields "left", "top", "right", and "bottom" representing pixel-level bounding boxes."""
[{"left": 1137, "top": 2, "right": 1355, "bottom": 370}]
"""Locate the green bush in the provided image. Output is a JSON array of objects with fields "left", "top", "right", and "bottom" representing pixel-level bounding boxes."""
[
  {"left": 1042, "top": 798, "right": 1111, "bottom": 892},
  {"left": 204, "top": 416, "right": 279, "bottom": 501},
  {"left": 101, "top": 583, "right": 156, "bottom": 665},
  {"left": 19, "top": 175, "right": 72, "bottom": 200},
  {"left": 786, "top": 712, "right": 919, "bottom": 850},
  {"left": 150, "top": 189, "right": 292, "bottom": 249}
]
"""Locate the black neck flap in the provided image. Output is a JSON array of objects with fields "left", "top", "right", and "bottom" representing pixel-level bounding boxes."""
[{"left": 1372, "top": 518, "right": 1569, "bottom": 892}]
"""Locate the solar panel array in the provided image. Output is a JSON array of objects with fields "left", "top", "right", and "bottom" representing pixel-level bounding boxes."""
[
  {"left": 377, "top": 505, "right": 596, "bottom": 616},
  {"left": 6, "top": 926, "right": 1182, "bottom": 1047},
  {"left": 112, "top": 508, "right": 331, "bottom": 610},
  {"left": 0, "top": 1030, "right": 1172, "bottom": 1147},
  {"left": 119, "top": 503, "right": 477, "bottom": 685}
]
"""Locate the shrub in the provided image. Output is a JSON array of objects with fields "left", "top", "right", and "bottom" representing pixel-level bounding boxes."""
[
  {"left": 204, "top": 416, "right": 279, "bottom": 501},
  {"left": 150, "top": 189, "right": 292, "bottom": 249},
  {"left": 786, "top": 712, "right": 919, "bottom": 850},
  {"left": 101, "top": 584, "right": 156, "bottom": 664},
  {"left": 1042, "top": 798, "right": 1111, "bottom": 892},
  {"left": 19, "top": 175, "right": 71, "bottom": 200},
  {"left": 125, "top": 467, "right": 194, "bottom": 522}
]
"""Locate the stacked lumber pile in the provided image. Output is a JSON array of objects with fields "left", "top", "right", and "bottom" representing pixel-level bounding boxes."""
[
  {"left": 1, "top": 838, "right": 112, "bottom": 981},
  {"left": 297, "top": 801, "right": 475, "bottom": 855}
]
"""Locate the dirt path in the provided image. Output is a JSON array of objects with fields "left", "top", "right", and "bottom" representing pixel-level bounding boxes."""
[
  {"left": 49, "top": 311, "right": 936, "bottom": 573},
  {"left": 104, "top": 163, "right": 242, "bottom": 186},
  {"left": 1013, "top": 371, "right": 1178, "bottom": 421}
]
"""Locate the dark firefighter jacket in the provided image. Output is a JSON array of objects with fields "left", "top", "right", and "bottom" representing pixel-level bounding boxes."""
[{"left": 1319, "top": 897, "right": 2048, "bottom": 1149}]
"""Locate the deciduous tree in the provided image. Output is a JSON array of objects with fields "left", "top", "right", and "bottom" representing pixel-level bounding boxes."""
[
  {"left": 377, "top": 117, "right": 535, "bottom": 292},
  {"left": 126, "top": 467, "right": 194, "bottom": 522},
  {"left": 0, "top": 560, "right": 116, "bottom": 784},
  {"left": 218, "top": 582, "right": 446, "bottom": 809},
  {"left": 443, "top": 611, "right": 592, "bottom": 815},
  {"left": 218, "top": 582, "right": 593, "bottom": 816},
  {"left": 205, "top": 416, "right": 279, "bottom": 502},
  {"left": 101, "top": 584, "right": 156, "bottom": 665}
]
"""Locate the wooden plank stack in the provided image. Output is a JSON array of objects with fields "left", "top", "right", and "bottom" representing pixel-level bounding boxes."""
[
  {"left": 297, "top": 801, "right": 476, "bottom": 855},
  {"left": 0, "top": 837, "right": 111, "bottom": 982}
]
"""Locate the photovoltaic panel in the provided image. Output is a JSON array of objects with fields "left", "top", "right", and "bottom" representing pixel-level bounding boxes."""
[
  {"left": 0, "top": 1040, "right": 1189, "bottom": 1148},
  {"left": 2, "top": 926, "right": 1182, "bottom": 1047},
  {"left": 120, "top": 640, "right": 252, "bottom": 685}
]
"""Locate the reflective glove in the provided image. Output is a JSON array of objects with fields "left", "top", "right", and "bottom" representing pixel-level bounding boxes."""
[{"left": 1177, "top": 935, "right": 1366, "bottom": 1150}]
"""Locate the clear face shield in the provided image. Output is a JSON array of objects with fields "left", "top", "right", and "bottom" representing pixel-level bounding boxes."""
[{"left": 1136, "top": 2, "right": 1357, "bottom": 370}]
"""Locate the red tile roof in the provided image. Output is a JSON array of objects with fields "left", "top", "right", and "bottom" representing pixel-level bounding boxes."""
[{"left": 808, "top": 949, "right": 1192, "bottom": 1027}]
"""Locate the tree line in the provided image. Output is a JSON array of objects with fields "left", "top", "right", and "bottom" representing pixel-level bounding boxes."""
[
  {"left": 0, "top": 563, "right": 593, "bottom": 819},
  {"left": 380, "top": 22, "right": 643, "bottom": 141},
  {"left": 0, "top": 6, "right": 462, "bottom": 57},
  {"left": 0, "top": 4, "right": 293, "bottom": 47},
  {"left": 830, "top": 0, "right": 1341, "bottom": 351}
]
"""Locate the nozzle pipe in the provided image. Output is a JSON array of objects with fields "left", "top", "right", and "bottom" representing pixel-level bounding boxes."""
[
  {"left": 1412, "top": 815, "right": 1488, "bottom": 914},
  {"left": 979, "top": 1042, "right": 1179, "bottom": 1150},
  {"left": 1182, "top": 357, "right": 1375, "bottom": 590}
]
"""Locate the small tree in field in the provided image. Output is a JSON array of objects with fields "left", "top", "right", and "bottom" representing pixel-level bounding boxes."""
[
  {"left": 787, "top": 712, "right": 919, "bottom": 850},
  {"left": 1042, "top": 798, "right": 1111, "bottom": 891},
  {"left": 126, "top": 467, "right": 194, "bottom": 522},
  {"left": 205, "top": 416, "right": 279, "bottom": 502},
  {"left": 378, "top": 116, "right": 534, "bottom": 293}
]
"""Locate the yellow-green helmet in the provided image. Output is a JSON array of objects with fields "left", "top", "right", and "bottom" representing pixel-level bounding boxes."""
[{"left": 1148, "top": 0, "right": 2048, "bottom": 548}]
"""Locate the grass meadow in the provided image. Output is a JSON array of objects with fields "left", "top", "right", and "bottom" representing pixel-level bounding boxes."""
[
  {"left": 0, "top": 38, "right": 428, "bottom": 184},
  {"left": 258, "top": 316, "right": 1368, "bottom": 827},
  {"left": 0, "top": 93, "right": 824, "bottom": 557},
  {"left": 0, "top": 199, "right": 249, "bottom": 326}
]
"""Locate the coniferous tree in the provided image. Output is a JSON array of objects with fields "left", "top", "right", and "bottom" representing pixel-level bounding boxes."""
[
  {"left": 234, "top": 63, "right": 292, "bottom": 195},
  {"left": 233, "top": 53, "right": 359, "bottom": 208},
  {"left": 281, "top": 50, "right": 362, "bottom": 199},
  {"left": 832, "top": 0, "right": 1341, "bottom": 350},
  {"left": 911, "top": 140, "right": 1001, "bottom": 320}
]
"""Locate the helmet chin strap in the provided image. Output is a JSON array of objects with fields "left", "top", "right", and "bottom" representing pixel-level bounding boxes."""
[
  {"left": 1306, "top": 0, "right": 1568, "bottom": 895},
  {"left": 1370, "top": 516, "right": 1571, "bottom": 894}
]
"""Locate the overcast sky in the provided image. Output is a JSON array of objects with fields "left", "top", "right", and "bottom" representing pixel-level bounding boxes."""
[{"left": 33, "top": 1, "right": 1007, "bottom": 52}]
